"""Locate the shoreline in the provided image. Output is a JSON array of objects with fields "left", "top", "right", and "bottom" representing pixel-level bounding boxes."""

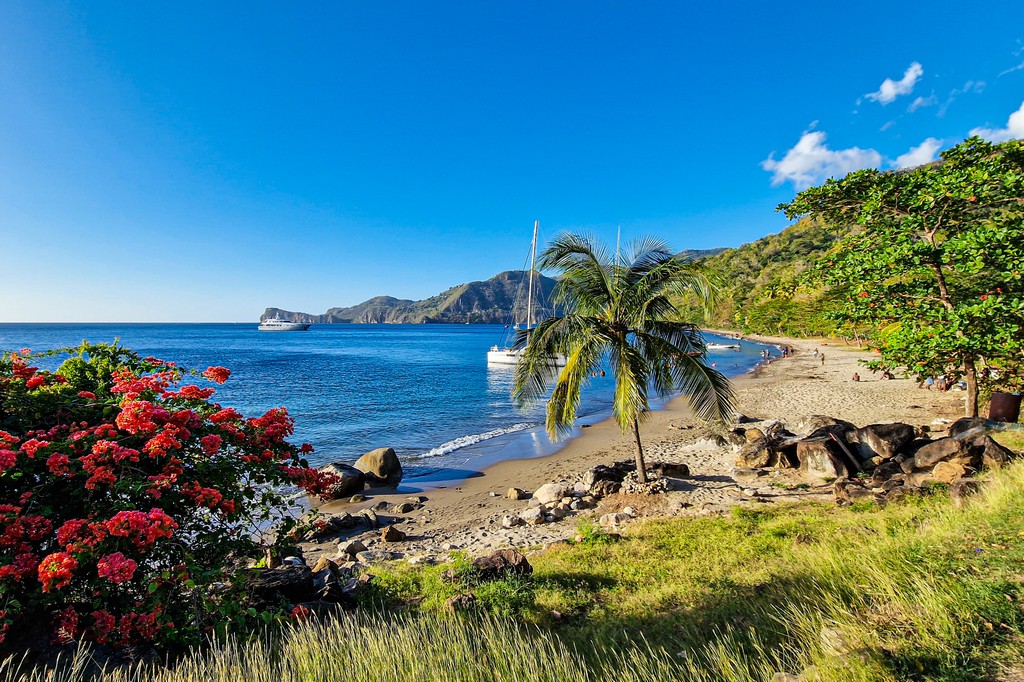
[{"left": 308, "top": 334, "right": 966, "bottom": 562}]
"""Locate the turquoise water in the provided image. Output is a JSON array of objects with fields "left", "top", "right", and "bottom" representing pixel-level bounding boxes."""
[{"left": 0, "top": 324, "right": 774, "bottom": 491}]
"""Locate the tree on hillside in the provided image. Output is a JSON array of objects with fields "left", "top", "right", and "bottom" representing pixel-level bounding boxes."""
[
  {"left": 780, "top": 137, "right": 1024, "bottom": 416},
  {"left": 511, "top": 233, "right": 734, "bottom": 482}
]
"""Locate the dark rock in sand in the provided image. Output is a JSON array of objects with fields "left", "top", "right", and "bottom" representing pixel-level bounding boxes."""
[
  {"left": 913, "top": 438, "right": 970, "bottom": 470},
  {"left": 317, "top": 463, "right": 366, "bottom": 499},
  {"left": 798, "top": 437, "right": 855, "bottom": 479},
  {"left": 470, "top": 549, "right": 533, "bottom": 580},
  {"left": 852, "top": 423, "right": 916, "bottom": 463},
  {"left": 972, "top": 434, "right": 1016, "bottom": 470},
  {"left": 650, "top": 461, "right": 691, "bottom": 478},
  {"left": 247, "top": 565, "right": 314, "bottom": 606},
  {"left": 947, "top": 417, "right": 988, "bottom": 438},
  {"left": 380, "top": 525, "right": 406, "bottom": 543},
  {"left": 799, "top": 415, "right": 856, "bottom": 438}
]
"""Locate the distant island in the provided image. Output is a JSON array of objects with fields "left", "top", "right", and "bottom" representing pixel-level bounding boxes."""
[{"left": 263, "top": 248, "right": 727, "bottom": 324}]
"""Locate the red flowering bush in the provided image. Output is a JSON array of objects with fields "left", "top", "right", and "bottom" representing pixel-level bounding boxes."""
[{"left": 0, "top": 343, "right": 337, "bottom": 652}]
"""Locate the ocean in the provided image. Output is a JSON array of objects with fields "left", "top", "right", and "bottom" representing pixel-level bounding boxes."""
[{"left": 0, "top": 324, "right": 775, "bottom": 491}]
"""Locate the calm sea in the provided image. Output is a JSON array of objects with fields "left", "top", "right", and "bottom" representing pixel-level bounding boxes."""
[{"left": 0, "top": 324, "right": 774, "bottom": 491}]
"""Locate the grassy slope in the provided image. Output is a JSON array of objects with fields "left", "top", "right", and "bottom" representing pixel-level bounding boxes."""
[{"left": 10, "top": 438, "right": 1024, "bottom": 681}]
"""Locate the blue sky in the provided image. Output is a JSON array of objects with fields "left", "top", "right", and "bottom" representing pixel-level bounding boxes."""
[{"left": 1, "top": 1, "right": 1022, "bottom": 322}]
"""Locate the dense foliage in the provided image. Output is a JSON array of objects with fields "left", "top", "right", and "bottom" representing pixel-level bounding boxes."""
[
  {"left": 0, "top": 343, "right": 335, "bottom": 652},
  {"left": 782, "top": 137, "right": 1024, "bottom": 416},
  {"left": 513, "top": 233, "right": 734, "bottom": 482},
  {"left": 674, "top": 219, "right": 843, "bottom": 337}
]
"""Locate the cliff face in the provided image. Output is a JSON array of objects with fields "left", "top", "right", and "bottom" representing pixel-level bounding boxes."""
[{"left": 263, "top": 270, "right": 560, "bottom": 324}]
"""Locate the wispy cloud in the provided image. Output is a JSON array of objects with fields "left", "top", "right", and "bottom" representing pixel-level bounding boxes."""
[
  {"left": 880, "top": 121, "right": 896, "bottom": 132},
  {"left": 938, "top": 80, "right": 985, "bottom": 117},
  {"left": 762, "top": 131, "right": 882, "bottom": 188},
  {"left": 970, "top": 101, "right": 1024, "bottom": 142},
  {"left": 908, "top": 95, "right": 937, "bottom": 112},
  {"left": 864, "top": 62, "right": 923, "bottom": 105},
  {"left": 998, "top": 61, "right": 1024, "bottom": 78},
  {"left": 893, "top": 138, "right": 943, "bottom": 169}
]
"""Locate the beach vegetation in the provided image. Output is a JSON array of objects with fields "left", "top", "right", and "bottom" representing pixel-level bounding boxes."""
[
  {"left": 9, "top": 459, "right": 1024, "bottom": 680},
  {"left": 0, "top": 343, "right": 336, "bottom": 654},
  {"left": 780, "top": 136, "right": 1024, "bottom": 416},
  {"left": 511, "top": 233, "right": 735, "bottom": 482}
]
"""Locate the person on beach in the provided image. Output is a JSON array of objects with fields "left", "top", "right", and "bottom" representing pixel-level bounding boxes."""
[
  {"left": 851, "top": 372, "right": 860, "bottom": 382},
  {"left": 813, "top": 348, "right": 819, "bottom": 357},
  {"left": 820, "top": 353, "right": 825, "bottom": 366}
]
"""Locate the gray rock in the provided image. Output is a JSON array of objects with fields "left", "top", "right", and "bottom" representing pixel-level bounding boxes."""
[
  {"left": 732, "top": 467, "right": 767, "bottom": 484},
  {"left": 972, "top": 434, "right": 1016, "bottom": 470},
  {"left": 501, "top": 514, "right": 522, "bottom": 529},
  {"left": 471, "top": 549, "right": 533, "bottom": 580},
  {"left": 949, "top": 478, "right": 983, "bottom": 507},
  {"left": 590, "top": 480, "right": 621, "bottom": 497},
  {"left": 533, "top": 483, "right": 569, "bottom": 505},
  {"left": 338, "top": 540, "right": 368, "bottom": 557},
  {"left": 852, "top": 423, "right": 916, "bottom": 462},
  {"left": 913, "top": 437, "right": 969, "bottom": 470},
  {"left": 318, "top": 463, "right": 366, "bottom": 499},
  {"left": 354, "top": 447, "right": 403, "bottom": 486},
  {"left": 599, "top": 512, "right": 631, "bottom": 529},
  {"left": 797, "top": 437, "right": 853, "bottom": 479},
  {"left": 355, "top": 550, "right": 403, "bottom": 563},
  {"left": 519, "top": 507, "right": 545, "bottom": 525},
  {"left": 381, "top": 525, "right": 406, "bottom": 542},
  {"left": 506, "top": 487, "right": 528, "bottom": 500}
]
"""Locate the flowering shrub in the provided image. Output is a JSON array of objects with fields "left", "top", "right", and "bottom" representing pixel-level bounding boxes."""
[{"left": 0, "top": 343, "right": 338, "bottom": 652}]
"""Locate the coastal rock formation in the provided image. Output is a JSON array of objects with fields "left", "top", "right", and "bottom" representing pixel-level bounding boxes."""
[
  {"left": 317, "top": 462, "right": 366, "bottom": 499},
  {"left": 355, "top": 447, "right": 403, "bottom": 486}
]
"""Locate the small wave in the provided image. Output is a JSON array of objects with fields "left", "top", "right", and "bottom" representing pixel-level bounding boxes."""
[{"left": 414, "top": 422, "right": 537, "bottom": 459}]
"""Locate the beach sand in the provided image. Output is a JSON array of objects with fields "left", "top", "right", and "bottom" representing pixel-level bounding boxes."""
[{"left": 307, "top": 335, "right": 966, "bottom": 562}]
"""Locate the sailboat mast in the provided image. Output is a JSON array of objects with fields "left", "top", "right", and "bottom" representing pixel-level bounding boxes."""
[{"left": 526, "top": 220, "right": 538, "bottom": 330}]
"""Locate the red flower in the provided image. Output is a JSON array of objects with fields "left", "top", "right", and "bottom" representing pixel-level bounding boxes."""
[
  {"left": 200, "top": 434, "right": 222, "bottom": 455},
  {"left": 53, "top": 607, "right": 80, "bottom": 645},
  {"left": 77, "top": 391, "right": 97, "bottom": 400},
  {"left": 25, "top": 376, "right": 45, "bottom": 389},
  {"left": 97, "top": 552, "right": 137, "bottom": 584},
  {"left": 202, "top": 366, "right": 231, "bottom": 384},
  {"left": 19, "top": 439, "right": 49, "bottom": 457},
  {"left": 38, "top": 552, "right": 77, "bottom": 592},
  {"left": 0, "top": 450, "right": 16, "bottom": 473},
  {"left": 289, "top": 604, "right": 311, "bottom": 621},
  {"left": 172, "top": 385, "right": 216, "bottom": 400}
]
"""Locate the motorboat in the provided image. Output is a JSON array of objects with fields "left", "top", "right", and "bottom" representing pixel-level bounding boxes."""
[
  {"left": 258, "top": 318, "right": 311, "bottom": 332},
  {"left": 707, "top": 342, "right": 741, "bottom": 350}
]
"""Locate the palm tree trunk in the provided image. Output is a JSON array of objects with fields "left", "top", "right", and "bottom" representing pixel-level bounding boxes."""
[
  {"left": 964, "top": 353, "right": 979, "bottom": 417},
  {"left": 632, "top": 418, "right": 648, "bottom": 483}
]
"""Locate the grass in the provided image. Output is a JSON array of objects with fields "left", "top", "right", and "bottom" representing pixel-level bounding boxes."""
[{"left": 8, "top": 460, "right": 1024, "bottom": 681}]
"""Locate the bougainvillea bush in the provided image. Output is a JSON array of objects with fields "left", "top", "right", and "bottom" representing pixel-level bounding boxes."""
[{"left": 0, "top": 342, "right": 336, "bottom": 653}]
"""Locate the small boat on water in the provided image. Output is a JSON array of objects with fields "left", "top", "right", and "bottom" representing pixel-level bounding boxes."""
[
  {"left": 487, "top": 220, "right": 566, "bottom": 367},
  {"left": 707, "top": 342, "right": 741, "bottom": 350},
  {"left": 258, "top": 318, "right": 311, "bottom": 332}
]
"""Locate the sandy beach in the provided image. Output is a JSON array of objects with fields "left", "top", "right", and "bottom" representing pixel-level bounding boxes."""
[{"left": 308, "top": 335, "right": 966, "bottom": 563}]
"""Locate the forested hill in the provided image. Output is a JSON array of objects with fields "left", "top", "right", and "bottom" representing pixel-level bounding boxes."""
[
  {"left": 677, "top": 219, "right": 842, "bottom": 337},
  {"left": 264, "top": 270, "right": 559, "bottom": 324}
]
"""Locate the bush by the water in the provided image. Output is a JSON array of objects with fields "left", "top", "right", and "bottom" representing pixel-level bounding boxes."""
[{"left": 0, "top": 343, "right": 336, "bottom": 653}]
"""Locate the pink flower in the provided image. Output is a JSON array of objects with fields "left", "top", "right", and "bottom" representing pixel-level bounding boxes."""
[{"left": 97, "top": 552, "right": 137, "bottom": 583}]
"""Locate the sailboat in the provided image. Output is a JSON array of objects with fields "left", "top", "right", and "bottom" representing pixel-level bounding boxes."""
[{"left": 487, "top": 221, "right": 567, "bottom": 366}]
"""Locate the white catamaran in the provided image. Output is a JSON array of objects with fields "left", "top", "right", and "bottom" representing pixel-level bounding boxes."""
[{"left": 487, "top": 221, "right": 567, "bottom": 366}]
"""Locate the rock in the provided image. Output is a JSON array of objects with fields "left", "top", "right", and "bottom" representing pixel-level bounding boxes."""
[
  {"left": 318, "top": 463, "right": 367, "bottom": 499},
  {"left": 590, "top": 480, "right": 621, "bottom": 497},
  {"left": 533, "top": 483, "right": 568, "bottom": 505},
  {"left": 904, "top": 471, "right": 935, "bottom": 487},
  {"left": 549, "top": 507, "right": 567, "bottom": 520},
  {"left": 743, "top": 427, "right": 766, "bottom": 442},
  {"left": 350, "top": 494, "right": 367, "bottom": 503},
  {"left": 355, "top": 550, "right": 403, "bottom": 563},
  {"left": 338, "top": 540, "right": 367, "bottom": 557},
  {"left": 445, "top": 593, "right": 477, "bottom": 612},
  {"left": 949, "top": 478, "right": 982, "bottom": 507},
  {"left": 797, "top": 438, "right": 853, "bottom": 479},
  {"left": 519, "top": 507, "right": 545, "bottom": 525},
  {"left": 622, "top": 506, "right": 636, "bottom": 517},
  {"left": 391, "top": 502, "right": 417, "bottom": 514},
  {"left": 311, "top": 556, "right": 337, "bottom": 574},
  {"left": 247, "top": 565, "right": 314, "bottom": 606},
  {"left": 972, "top": 435, "right": 1016, "bottom": 470},
  {"left": 770, "top": 674, "right": 802, "bottom": 682},
  {"left": 833, "top": 479, "right": 879, "bottom": 504},
  {"left": 798, "top": 415, "right": 856, "bottom": 438},
  {"left": 582, "top": 463, "right": 630, "bottom": 489},
  {"left": 932, "top": 460, "right": 968, "bottom": 484},
  {"left": 470, "top": 549, "right": 533, "bottom": 580},
  {"left": 282, "top": 556, "right": 305, "bottom": 566},
  {"left": 354, "top": 447, "right": 403, "bottom": 486},
  {"left": 947, "top": 417, "right": 988, "bottom": 438},
  {"left": 599, "top": 512, "right": 632, "bottom": 529},
  {"left": 868, "top": 460, "right": 903, "bottom": 486},
  {"left": 380, "top": 525, "right": 406, "bottom": 543},
  {"left": 506, "top": 487, "right": 528, "bottom": 500},
  {"left": 734, "top": 413, "right": 759, "bottom": 424},
  {"left": 732, "top": 468, "right": 767, "bottom": 485},
  {"left": 913, "top": 438, "right": 969, "bottom": 470},
  {"left": 311, "top": 567, "right": 336, "bottom": 592},
  {"left": 501, "top": 514, "right": 522, "bottom": 529},
  {"left": 852, "top": 423, "right": 916, "bottom": 462},
  {"left": 735, "top": 438, "right": 773, "bottom": 468},
  {"left": 650, "top": 461, "right": 690, "bottom": 478},
  {"left": 357, "top": 508, "right": 379, "bottom": 529}
]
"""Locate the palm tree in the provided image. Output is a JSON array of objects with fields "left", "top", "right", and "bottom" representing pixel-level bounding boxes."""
[{"left": 512, "top": 233, "right": 734, "bottom": 483}]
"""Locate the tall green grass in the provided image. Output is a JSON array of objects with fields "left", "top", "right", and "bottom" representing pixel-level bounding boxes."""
[{"left": 7, "top": 461, "right": 1024, "bottom": 681}]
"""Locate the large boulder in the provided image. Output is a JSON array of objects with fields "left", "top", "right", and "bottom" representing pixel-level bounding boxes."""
[
  {"left": 533, "top": 483, "right": 569, "bottom": 505},
  {"left": 317, "top": 463, "right": 366, "bottom": 499},
  {"left": 971, "top": 435, "right": 1016, "bottom": 470},
  {"left": 798, "top": 438, "right": 854, "bottom": 480},
  {"left": 947, "top": 417, "right": 988, "bottom": 438},
  {"left": 912, "top": 438, "right": 970, "bottom": 470},
  {"left": 246, "top": 565, "right": 314, "bottom": 607},
  {"left": 354, "top": 447, "right": 403, "bottom": 486},
  {"left": 797, "top": 416, "right": 856, "bottom": 438},
  {"left": 852, "top": 423, "right": 916, "bottom": 463},
  {"left": 471, "top": 549, "right": 533, "bottom": 580}
]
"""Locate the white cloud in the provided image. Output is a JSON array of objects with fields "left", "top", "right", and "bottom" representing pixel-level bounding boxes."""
[
  {"left": 893, "top": 138, "right": 943, "bottom": 169},
  {"left": 938, "top": 80, "right": 985, "bottom": 117},
  {"left": 880, "top": 120, "right": 896, "bottom": 132},
  {"left": 999, "top": 61, "right": 1024, "bottom": 77},
  {"left": 970, "top": 101, "right": 1024, "bottom": 142},
  {"left": 908, "top": 95, "right": 937, "bottom": 112},
  {"left": 865, "top": 62, "right": 923, "bottom": 105},
  {"left": 762, "top": 131, "right": 882, "bottom": 188}
]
